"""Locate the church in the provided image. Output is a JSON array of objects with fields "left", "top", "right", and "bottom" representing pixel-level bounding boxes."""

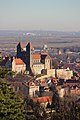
[{"left": 17, "top": 42, "right": 52, "bottom": 75}]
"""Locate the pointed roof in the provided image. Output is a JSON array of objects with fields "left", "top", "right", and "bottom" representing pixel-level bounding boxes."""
[
  {"left": 26, "top": 42, "right": 33, "bottom": 50},
  {"left": 45, "top": 55, "right": 51, "bottom": 60},
  {"left": 29, "top": 42, "right": 33, "bottom": 49},
  {"left": 18, "top": 42, "right": 23, "bottom": 49}
]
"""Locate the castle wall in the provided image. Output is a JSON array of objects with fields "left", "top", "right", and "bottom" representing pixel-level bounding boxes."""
[{"left": 56, "top": 69, "right": 73, "bottom": 79}]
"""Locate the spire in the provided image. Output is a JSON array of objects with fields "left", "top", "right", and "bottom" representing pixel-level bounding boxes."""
[
  {"left": 26, "top": 42, "right": 33, "bottom": 50},
  {"left": 19, "top": 41, "right": 23, "bottom": 49},
  {"left": 29, "top": 42, "right": 33, "bottom": 49}
]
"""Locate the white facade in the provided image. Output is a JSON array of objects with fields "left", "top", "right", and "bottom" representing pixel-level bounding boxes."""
[
  {"left": 29, "top": 85, "right": 39, "bottom": 97},
  {"left": 32, "top": 63, "right": 44, "bottom": 75},
  {"left": 12, "top": 59, "right": 26, "bottom": 73}
]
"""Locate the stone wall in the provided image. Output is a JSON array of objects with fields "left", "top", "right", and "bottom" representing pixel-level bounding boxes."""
[{"left": 56, "top": 69, "right": 73, "bottom": 79}]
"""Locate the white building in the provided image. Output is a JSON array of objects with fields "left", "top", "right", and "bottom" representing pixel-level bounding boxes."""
[{"left": 12, "top": 58, "right": 26, "bottom": 74}]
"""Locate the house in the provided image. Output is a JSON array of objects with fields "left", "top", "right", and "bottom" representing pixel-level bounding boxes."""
[
  {"left": 57, "top": 79, "right": 80, "bottom": 97},
  {"left": 12, "top": 58, "right": 26, "bottom": 73},
  {"left": 0, "top": 56, "right": 26, "bottom": 74},
  {"left": 24, "top": 81, "right": 39, "bottom": 97},
  {"left": 70, "top": 87, "right": 80, "bottom": 95},
  {"left": 64, "top": 80, "right": 80, "bottom": 87}
]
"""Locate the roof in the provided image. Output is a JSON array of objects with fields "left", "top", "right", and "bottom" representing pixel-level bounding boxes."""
[
  {"left": 14, "top": 58, "right": 25, "bottom": 65},
  {"left": 63, "top": 63, "right": 75, "bottom": 70},
  {"left": 32, "top": 53, "right": 41, "bottom": 59},
  {"left": 32, "top": 96, "right": 52, "bottom": 103},
  {"left": 41, "top": 51, "right": 48, "bottom": 55},
  {"left": 29, "top": 42, "right": 33, "bottom": 49},
  {"left": 26, "top": 42, "right": 33, "bottom": 50},
  {"left": 8, "top": 74, "right": 32, "bottom": 82},
  {"left": 65, "top": 80, "right": 80, "bottom": 83},
  {"left": 45, "top": 55, "right": 51, "bottom": 60},
  {"left": 23, "top": 81, "right": 39, "bottom": 87},
  {"left": 33, "top": 63, "right": 43, "bottom": 65},
  {"left": 19, "top": 42, "right": 23, "bottom": 49}
]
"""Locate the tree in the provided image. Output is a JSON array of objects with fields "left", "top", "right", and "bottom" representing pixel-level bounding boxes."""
[
  {"left": 0, "top": 79, "right": 25, "bottom": 120},
  {"left": 51, "top": 95, "right": 80, "bottom": 120},
  {"left": 0, "top": 67, "right": 15, "bottom": 78},
  {"left": 51, "top": 86, "right": 60, "bottom": 112}
]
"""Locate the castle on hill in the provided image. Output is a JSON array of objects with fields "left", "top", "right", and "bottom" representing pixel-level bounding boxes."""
[{"left": 17, "top": 42, "right": 52, "bottom": 75}]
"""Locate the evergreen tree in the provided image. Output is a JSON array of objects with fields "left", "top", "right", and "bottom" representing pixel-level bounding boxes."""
[
  {"left": 51, "top": 87, "right": 60, "bottom": 112},
  {"left": 0, "top": 79, "right": 25, "bottom": 120}
]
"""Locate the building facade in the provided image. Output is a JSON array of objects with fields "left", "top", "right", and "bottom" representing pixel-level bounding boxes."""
[
  {"left": 17, "top": 42, "right": 52, "bottom": 75},
  {"left": 12, "top": 58, "right": 26, "bottom": 73}
]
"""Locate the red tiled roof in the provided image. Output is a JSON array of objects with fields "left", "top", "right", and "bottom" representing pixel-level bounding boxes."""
[
  {"left": 14, "top": 58, "right": 25, "bottom": 65},
  {"left": 32, "top": 96, "right": 52, "bottom": 103},
  {"left": 32, "top": 53, "right": 41, "bottom": 59}
]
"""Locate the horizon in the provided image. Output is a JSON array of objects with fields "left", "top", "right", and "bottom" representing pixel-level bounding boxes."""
[{"left": 0, "top": 29, "right": 80, "bottom": 33}]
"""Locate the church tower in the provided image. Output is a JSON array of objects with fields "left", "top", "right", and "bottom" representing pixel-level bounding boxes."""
[
  {"left": 17, "top": 42, "right": 23, "bottom": 58},
  {"left": 26, "top": 42, "right": 33, "bottom": 71},
  {"left": 44, "top": 55, "right": 51, "bottom": 69}
]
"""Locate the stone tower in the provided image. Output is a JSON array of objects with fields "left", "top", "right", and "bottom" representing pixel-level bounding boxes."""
[
  {"left": 44, "top": 55, "right": 51, "bottom": 69},
  {"left": 17, "top": 42, "right": 23, "bottom": 58},
  {"left": 26, "top": 42, "right": 33, "bottom": 71}
]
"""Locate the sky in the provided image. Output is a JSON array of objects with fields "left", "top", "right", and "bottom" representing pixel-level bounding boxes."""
[{"left": 0, "top": 0, "right": 80, "bottom": 31}]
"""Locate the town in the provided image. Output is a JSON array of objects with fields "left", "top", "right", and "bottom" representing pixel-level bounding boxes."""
[
  {"left": 0, "top": 40, "right": 80, "bottom": 119},
  {"left": 0, "top": 0, "right": 80, "bottom": 119}
]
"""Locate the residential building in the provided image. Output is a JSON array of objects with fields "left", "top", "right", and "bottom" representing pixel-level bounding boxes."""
[{"left": 24, "top": 81, "right": 39, "bottom": 97}]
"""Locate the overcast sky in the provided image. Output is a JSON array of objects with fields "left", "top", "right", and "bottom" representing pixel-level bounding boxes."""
[{"left": 0, "top": 0, "right": 80, "bottom": 31}]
